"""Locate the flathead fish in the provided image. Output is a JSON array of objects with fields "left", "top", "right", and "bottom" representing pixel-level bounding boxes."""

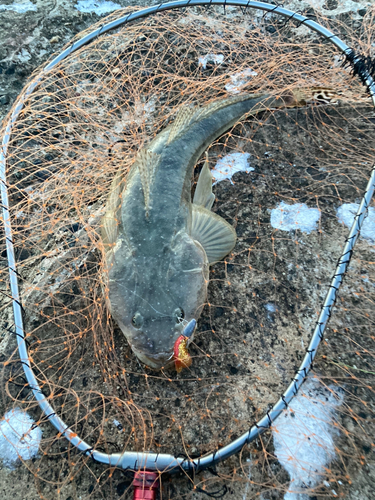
[{"left": 102, "top": 91, "right": 303, "bottom": 371}]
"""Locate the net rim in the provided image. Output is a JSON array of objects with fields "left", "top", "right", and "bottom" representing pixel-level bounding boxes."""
[{"left": 0, "top": 0, "right": 374, "bottom": 474}]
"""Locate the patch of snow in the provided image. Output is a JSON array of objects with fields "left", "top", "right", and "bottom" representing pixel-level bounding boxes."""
[
  {"left": 270, "top": 202, "right": 320, "bottom": 234},
  {"left": 211, "top": 152, "right": 253, "bottom": 184},
  {"left": 272, "top": 377, "right": 343, "bottom": 499},
  {"left": 113, "top": 97, "right": 157, "bottom": 134},
  {"left": 75, "top": 0, "right": 121, "bottom": 15},
  {"left": 143, "top": 100, "right": 155, "bottom": 114},
  {"left": 283, "top": 0, "right": 371, "bottom": 17},
  {"left": 225, "top": 68, "right": 258, "bottom": 94},
  {"left": 0, "top": 408, "right": 42, "bottom": 469},
  {"left": 0, "top": 1, "right": 37, "bottom": 13},
  {"left": 361, "top": 275, "right": 375, "bottom": 286},
  {"left": 336, "top": 203, "right": 375, "bottom": 244},
  {"left": 265, "top": 303, "right": 276, "bottom": 313},
  {"left": 75, "top": 78, "right": 95, "bottom": 95},
  {"left": 198, "top": 53, "right": 224, "bottom": 70},
  {"left": 17, "top": 48, "right": 31, "bottom": 63},
  {"left": 242, "top": 457, "right": 252, "bottom": 500}
]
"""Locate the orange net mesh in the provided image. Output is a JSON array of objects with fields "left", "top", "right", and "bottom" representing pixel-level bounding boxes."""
[{"left": 0, "top": 5, "right": 375, "bottom": 499}]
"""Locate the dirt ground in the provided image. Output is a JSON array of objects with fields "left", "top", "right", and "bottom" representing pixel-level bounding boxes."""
[{"left": 0, "top": 1, "right": 375, "bottom": 500}]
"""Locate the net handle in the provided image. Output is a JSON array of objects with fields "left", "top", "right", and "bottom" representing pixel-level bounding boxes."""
[{"left": 0, "top": 0, "right": 374, "bottom": 473}]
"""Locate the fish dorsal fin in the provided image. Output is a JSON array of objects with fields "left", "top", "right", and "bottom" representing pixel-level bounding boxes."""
[
  {"left": 190, "top": 205, "right": 237, "bottom": 264},
  {"left": 137, "top": 148, "right": 161, "bottom": 213},
  {"left": 167, "top": 105, "right": 198, "bottom": 144},
  {"left": 166, "top": 94, "right": 266, "bottom": 146},
  {"left": 101, "top": 170, "right": 124, "bottom": 251},
  {"left": 193, "top": 153, "right": 215, "bottom": 210},
  {"left": 193, "top": 93, "right": 266, "bottom": 121}
]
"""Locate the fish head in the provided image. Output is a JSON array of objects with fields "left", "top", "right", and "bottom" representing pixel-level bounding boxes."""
[{"left": 107, "top": 231, "right": 209, "bottom": 370}]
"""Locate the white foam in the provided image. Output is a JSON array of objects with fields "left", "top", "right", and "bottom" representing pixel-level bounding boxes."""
[
  {"left": 272, "top": 377, "right": 343, "bottom": 499},
  {"left": 336, "top": 203, "right": 375, "bottom": 244},
  {"left": 211, "top": 152, "right": 253, "bottom": 184},
  {"left": 75, "top": 0, "right": 121, "bottom": 15},
  {"left": 198, "top": 53, "right": 224, "bottom": 70},
  {"left": 270, "top": 202, "right": 320, "bottom": 234},
  {"left": 225, "top": 68, "right": 258, "bottom": 94},
  {"left": 0, "top": 1, "right": 37, "bottom": 13},
  {"left": 0, "top": 408, "right": 42, "bottom": 468}
]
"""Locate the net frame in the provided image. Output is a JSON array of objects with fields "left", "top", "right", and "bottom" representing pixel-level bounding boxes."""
[{"left": 0, "top": 0, "right": 374, "bottom": 475}]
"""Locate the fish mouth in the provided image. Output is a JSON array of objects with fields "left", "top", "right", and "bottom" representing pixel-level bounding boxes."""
[
  {"left": 131, "top": 345, "right": 174, "bottom": 370},
  {"left": 131, "top": 320, "right": 197, "bottom": 371},
  {"left": 132, "top": 342, "right": 192, "bottom": 372}
]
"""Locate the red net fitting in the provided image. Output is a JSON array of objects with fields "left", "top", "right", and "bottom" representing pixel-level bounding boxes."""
[{"left": 132, "top": 471, "right": 159, "bottom": 500}]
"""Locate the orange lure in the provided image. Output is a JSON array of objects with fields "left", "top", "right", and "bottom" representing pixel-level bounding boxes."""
[
  {"left": 173, "top": 335, "right": 192, "bottom": 373},
  {"left": 173, "top": 319, "right": 196, "bottom": 373}
]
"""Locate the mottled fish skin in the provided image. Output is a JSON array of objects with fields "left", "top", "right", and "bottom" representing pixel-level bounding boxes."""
[{"left": 102, "top": 91, "right": 302, "bottom": 369}]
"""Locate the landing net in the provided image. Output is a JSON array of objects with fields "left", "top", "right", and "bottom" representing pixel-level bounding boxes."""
[{"left": 0, "top": 3, "right": 375, "bottom": 499}]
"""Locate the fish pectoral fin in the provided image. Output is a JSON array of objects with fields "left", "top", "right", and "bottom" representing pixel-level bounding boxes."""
[
  {"left": 102, "top": 212, "right": 119, "bottom": 250},
  {"left": 167, "top": 105, "right": 199, "bottom": 144},
  {"left": 137, "top": 149, "right": 161, "bottom": 213},
  {"left": 190, "top": 205, "right": 236, "bottom": 264},
  {"left": 193, "top": 153, "right": 215, "bottom": 210},
  {"left": 101, "top": 170, "right": 124, "bottom": 250}
]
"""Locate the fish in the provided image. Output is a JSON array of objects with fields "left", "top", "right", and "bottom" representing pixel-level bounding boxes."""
[{"left": 101, "top": 90, "right": 306, "bottom": 371}]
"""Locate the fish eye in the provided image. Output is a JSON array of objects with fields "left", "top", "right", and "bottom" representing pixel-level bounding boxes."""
[
  {"left": 174, "top": 308, "right": 185, "bottom": 323},
  {"left": 132, "top": 312, "right": 143, "bottom": 329}
]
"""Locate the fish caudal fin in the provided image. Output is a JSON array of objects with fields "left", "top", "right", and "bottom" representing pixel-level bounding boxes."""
[
  {"left": 190, "top": 205, "right": 236, "bottom": 264},
  {"left": 137, "top": 149, "right": 161, "bottom": 214},
  {"left": 193, "top": 153, "right": 215, "bottom": 210}
]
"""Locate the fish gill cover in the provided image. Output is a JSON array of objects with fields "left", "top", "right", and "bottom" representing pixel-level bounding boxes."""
[{"left": 0, "top": 4, "right": 374, "bottom": 499}]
